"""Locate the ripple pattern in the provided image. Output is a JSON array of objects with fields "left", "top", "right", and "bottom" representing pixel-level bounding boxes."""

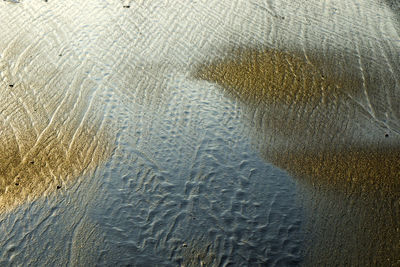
[{"left": 0, "top": 0, "right": 399, "bottom": 266}]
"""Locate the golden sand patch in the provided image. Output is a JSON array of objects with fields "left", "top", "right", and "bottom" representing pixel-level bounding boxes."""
[
  {"left": 271, "top": 146, "right": 400, "bottom": 196},
  {"left": 193, "top": 47, "right": 361, "bottom": 107},
  {"left": 0, "top": 58, "right": 114, "bottom": 212},
  {"left": 181, "top": 240, "right": 216, "bottom": 267},
  {"left": 193, "top": 47, "right": 400, "bottom": 265},
  {"left": 193, "top": 47, "right": 399, "bottom": 196},
  {"left": 0, "top": 122, "right": 113, "bottom": 212}
]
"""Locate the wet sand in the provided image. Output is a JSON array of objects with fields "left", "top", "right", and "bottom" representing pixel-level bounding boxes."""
[
  {"left": 0, "top": 0, "right": 399, "bottom": 265},
  {"left": 0, "top": 23, "right": 115, "bottom": 211},
  {"left": 193, "top": 47, "right": 400, "bottom": 181},
  {"left": 0, "top": 120, "right": 113, "bottom": 212},
  {"left": 194, "top": 47, "right": 400, "bottom": 265}
]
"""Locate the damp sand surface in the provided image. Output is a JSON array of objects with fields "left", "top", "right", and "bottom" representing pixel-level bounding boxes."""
[
  {"left": 0, "top": 121, "right": 113, "bottom": 212},
  {"left": 0, "top": 1, "right": 304, "bottom": 265},
  {"left": 1, "top": 0, "right": 400, "bottom": 266},
  {"left": 194, "top": 47, "right": 400, "bottom": 265},
  {"left": 0, "top": 31, "right": 115, "bottom": 211},
  {"left": 195, "top": 47, "right": 400, "bottom": 188}
]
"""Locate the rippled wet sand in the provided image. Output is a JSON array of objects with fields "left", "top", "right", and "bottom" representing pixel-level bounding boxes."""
[
  {"left": 0, "top": 124, "right": 113, "bottom": 211},
  {"left": 0, "top": 36, "right": 114, "bottom": 211},
  {"left": 1, "top": 0, "right": 399, "bottom": 265},
  {"left": 194, "top": 47, "right": 400, "bottom": 265}
]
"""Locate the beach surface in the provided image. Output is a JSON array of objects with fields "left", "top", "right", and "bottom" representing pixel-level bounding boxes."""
[{"left": 0, "top": 0, "right": 399, "bottom": 265}]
